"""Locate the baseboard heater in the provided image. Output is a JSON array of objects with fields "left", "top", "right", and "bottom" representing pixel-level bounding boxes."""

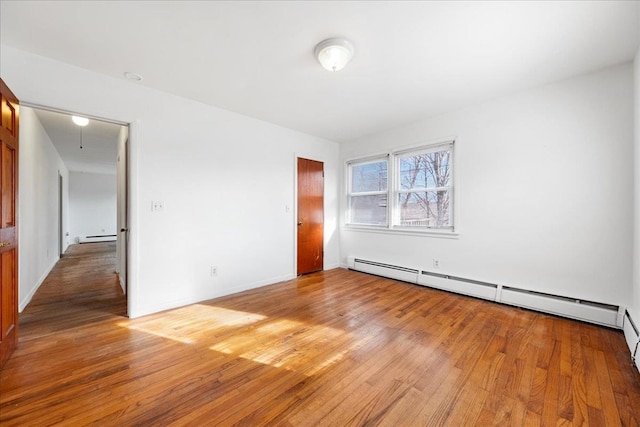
[
  {"left": 500, "top": 286, "right": 618, "bottom": 327},
  {"left": 623, "top": 310, "right": 639, "bottom": 371},
  {"left": 79, "top": 234, "right": 117, "bottom": 243},
  {"left": 351, "top": 258, "right": 420, "bottom": 283},
  {"left": 348, "top": 257, "right": 620, "bottom": 328},
  {"left": 420, "top": 270, "right": 498, "bottom": 301}
]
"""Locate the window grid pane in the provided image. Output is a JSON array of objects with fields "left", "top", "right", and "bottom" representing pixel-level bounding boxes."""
[
  {"left": 350, "top": 160, "right": 388, "bottom": 194},
  {"left": 349, "top": 194, "right": 388, "bottom": 225},
  {"left": 397, "top": 190, "right": 451, "bottom": 228},
  {"left": 398, "top": 149, "right": 451, "bottom": 191}
]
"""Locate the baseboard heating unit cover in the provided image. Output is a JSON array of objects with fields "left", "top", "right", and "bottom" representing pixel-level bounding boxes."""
[
  {"left": 419, "top": 271, "right": 498, "bottom": 301},
  {"left": 79, "top": 234, "right": 117, "bottom": 243},
  {"left": 352, "top": 258, "right": 419, "bottom": 284},
  {"left": 623, "top": 310, "right": 639, "bottom": 369},
  {"left": 349, "top": 256, "right": 620, "bottom": 328},
  {"left": 500, "top": 287, "right": 619, "bottom": 327}
]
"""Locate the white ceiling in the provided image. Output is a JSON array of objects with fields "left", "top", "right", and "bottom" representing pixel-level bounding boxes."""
[
  {"left": 32, "top": 109, "right": 122, "bottom": 174},
  {"left": 1, "top": 1, "right": 639, "bottom": 143}
]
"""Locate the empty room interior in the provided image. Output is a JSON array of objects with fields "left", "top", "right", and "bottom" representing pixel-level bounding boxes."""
[{"left": 1, "top": 1, "right": 640, "bottom": 425}]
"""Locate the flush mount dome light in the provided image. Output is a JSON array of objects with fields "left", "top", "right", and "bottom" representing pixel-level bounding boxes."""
[
  {"left": 314, "top": 38, "right": 354, "bottom": 72},
  {"left": 72, "top": 116, "right": 89, "bottom": 126}
]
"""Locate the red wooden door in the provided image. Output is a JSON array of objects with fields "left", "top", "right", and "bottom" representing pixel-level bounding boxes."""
[
  {"left": 297, "top": 158, "right": 323, "bottom": 275},
  {"left": 0, "top": 79, "right": 19, "bottom": 368}
]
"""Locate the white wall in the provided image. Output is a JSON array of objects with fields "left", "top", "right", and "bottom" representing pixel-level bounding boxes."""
[
  {"left": 341, "top": 63, "right": 634, "bottom": 307},
  {"left": 116, "top": 126, "right": 128, "bottom": 294},
  {"left": 628, "top": 9, "right": 640, "bottom": 369},
  {"left": 1, "top": 46, "right": 340, "bottom": 318},
  {"left": 632, "top": 46, "right": 640, "bottom": 331},
  {"left": 68, "top": 171, "right": 117, "bottom": 243},
  {"left": 18, "top": 106, "right": 70, "bottom": 311}
]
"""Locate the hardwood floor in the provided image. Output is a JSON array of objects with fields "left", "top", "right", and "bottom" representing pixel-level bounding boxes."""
[{"left": 1, "top": 243, "right": 639, "bottom": 426}]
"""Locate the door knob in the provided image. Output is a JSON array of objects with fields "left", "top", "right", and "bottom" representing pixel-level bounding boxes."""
[
  {"left": 0, "top": 242, "right": 10, "bottom": 248},
  {"left": 297, "top": 221, "right": 303, "bottom": 226}
]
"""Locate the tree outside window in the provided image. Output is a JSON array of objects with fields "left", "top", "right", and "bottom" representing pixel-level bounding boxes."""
[{"left": 397, "top": 148, "right": 451, "bottom": 228}]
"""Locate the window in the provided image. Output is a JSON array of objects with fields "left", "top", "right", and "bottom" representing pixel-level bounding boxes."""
[
  {"left": 395, "top": 145, "right": 452, "bottom": 229},
  {"left": 347, "top": 157, "right": 388, "bottom": 226},
  {"left": 346, "top": 141, "right": 454, "bottom": 232}
]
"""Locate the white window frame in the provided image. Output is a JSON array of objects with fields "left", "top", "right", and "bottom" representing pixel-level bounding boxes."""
[
  {"left": 392, "top": 142, "right": 454, "bottom": 231},
  {"left": 346, "top": 155, "right": 389, "bottom": 227},
  {"left": 345, "top": 139, "right": 457, "bottom": 236}
]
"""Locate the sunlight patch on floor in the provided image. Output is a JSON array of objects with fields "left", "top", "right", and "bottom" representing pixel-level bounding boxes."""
[
  {"left": 119, "top": 304, "right": 267, "bottom": 344},
  {"left": 208, "top": 318, "right": 302, "bottom": 354},
  {"left": 120, "top": 304, "right": 350, "bottom": 375},
  {"left": 210, "top": 318, "right": 348, "bottom": 373}
]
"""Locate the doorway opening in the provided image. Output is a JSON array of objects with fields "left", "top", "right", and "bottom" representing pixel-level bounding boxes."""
[{"left": 20, "top": 105, "right": 129, "bottom": 316}]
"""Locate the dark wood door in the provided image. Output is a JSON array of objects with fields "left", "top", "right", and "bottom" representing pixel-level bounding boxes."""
[
  {"left": 297, "top": 158, "right": 324, "bottom": 275},
  {"left": 0, "top": 79, "right": 19, "bottom": 368}
]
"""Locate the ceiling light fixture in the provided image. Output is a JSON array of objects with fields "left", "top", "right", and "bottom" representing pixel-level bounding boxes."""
[
  {"left": 72, "top": 116, "right": 89, "bottom": 149},
  {"left": 72, "top": 116, "right": 89, "bottom": 127},
  {"left": 314, "top": 38, "right": 354, "bottom": 72}
]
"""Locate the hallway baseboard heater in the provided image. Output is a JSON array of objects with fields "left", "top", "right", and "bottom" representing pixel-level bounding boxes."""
[
  {"left": 347, "top": 257, "right": 621, "bottom": 328},
  {"left": 79, "top": 234, "right": 117, "bottom": 243}
]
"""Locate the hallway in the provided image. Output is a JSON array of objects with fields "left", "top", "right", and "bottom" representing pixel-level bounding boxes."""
[{"left": 17, "top": 242, "right": 125, "bottom": 342}]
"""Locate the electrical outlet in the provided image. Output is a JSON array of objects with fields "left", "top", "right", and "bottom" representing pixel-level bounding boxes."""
[
  {"left": 152, "top": 200, "right": 165, "bottom": 212},
  {"left": 210, "top": 266, "right": 218, "bottom": 277},
  {"left": 433, "top": 259, "right": 440, "bottom": 269}
]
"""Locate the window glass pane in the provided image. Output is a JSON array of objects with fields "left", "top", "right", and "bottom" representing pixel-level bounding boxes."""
[
  {"left": 399, "top": 149, "right": 450, "bottom": 190},
  {"left": 351, "top": 161, "right": 387, "bottom": 193},
  {"left": 349, "top": 194, "right": 387, "bottom": 225},
  {"left": 397, "top": 190, "right": 450, "bottom": 227}
]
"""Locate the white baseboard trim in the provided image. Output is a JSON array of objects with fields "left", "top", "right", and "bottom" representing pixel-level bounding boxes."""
[{"left": 19, "top": 257, "right": 59, "bottom": 312}]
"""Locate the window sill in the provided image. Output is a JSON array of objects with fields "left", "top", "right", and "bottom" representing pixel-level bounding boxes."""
[{"left": 342, "top": 225, "right": 460, "bottom": 239}]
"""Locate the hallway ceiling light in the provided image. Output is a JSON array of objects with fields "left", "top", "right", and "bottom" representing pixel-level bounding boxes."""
[
  {"left": 314, "top": 38, "right": 354, "bottom": 72},
  {"left": 71, "top": 116, "right": 89, "bottom": 149},
  {"left": 72, "top": 116, "right": 89, "bottom": 126}
]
